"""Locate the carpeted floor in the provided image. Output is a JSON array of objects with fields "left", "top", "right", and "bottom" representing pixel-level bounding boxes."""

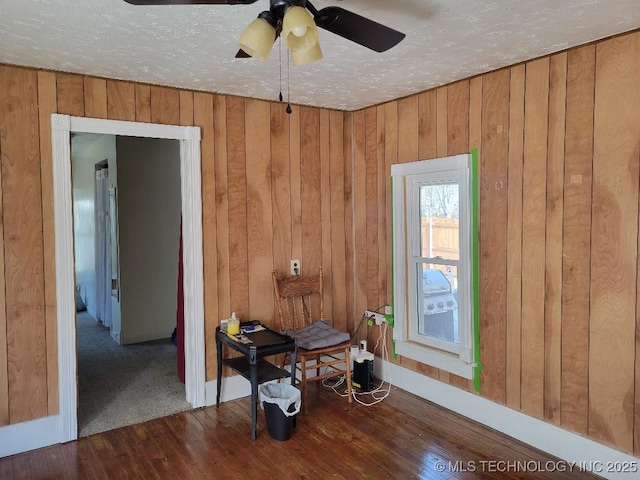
[{"left": 76, "top": 312, "right": 192, "bottom": 437}]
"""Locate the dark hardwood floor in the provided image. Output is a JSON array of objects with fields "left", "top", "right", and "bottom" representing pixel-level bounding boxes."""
[{"left": 0, "top": 383, "right": 602, "bottom": 479}]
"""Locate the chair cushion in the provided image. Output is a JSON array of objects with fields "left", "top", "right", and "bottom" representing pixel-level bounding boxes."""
[{"left": 286, "top": 320, "right": 350, "bottom": 350}]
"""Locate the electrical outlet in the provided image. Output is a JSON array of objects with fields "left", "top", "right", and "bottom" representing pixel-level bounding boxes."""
[
  {"left": 365, "top": 310, "right": 386, "bottom": 325},
  {"left": 383, "top": 305, "right": 394, "bottom": 326},
  {"left": 291, "top": 259, "right": 301, "bottom": 276}
]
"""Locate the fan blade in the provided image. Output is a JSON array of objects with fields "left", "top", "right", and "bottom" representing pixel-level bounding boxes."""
[
  {"left": 123, "top": 0, "right": 258, "bottom": 5},
  {"left": 314, "top": 6, "right": 405, "bottom": 53}
]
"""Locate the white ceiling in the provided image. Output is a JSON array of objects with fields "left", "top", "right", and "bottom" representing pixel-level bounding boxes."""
[{"left": 1, "top": 1, "right": 638, "bottom": 111}]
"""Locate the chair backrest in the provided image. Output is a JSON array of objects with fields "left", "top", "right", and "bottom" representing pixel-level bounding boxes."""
[{"left": 272, "top": 267, "right": 324, "bottom": 332}]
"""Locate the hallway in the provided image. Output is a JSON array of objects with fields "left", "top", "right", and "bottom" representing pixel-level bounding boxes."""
[{"left": 77, "top": 312, "right": 191, "bottom": 437}]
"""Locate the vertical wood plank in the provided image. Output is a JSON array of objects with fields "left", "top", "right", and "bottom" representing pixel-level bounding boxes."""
[
  {"left": 270, "top": 101, "right": 292, "bottom": 279},
  {"left": 520, "top": 57, "right": 549, "bottom": 419},
  {"left": 55, "top": 73, "right": 84, "bottom": 117},
  {"left": 506, "top": 64, "right": 525, "bottom": 410},
  {"left": 0, "top": 70, "right": 9, "bottom": 426},
  {"left": 365, "top": 107, "right": 379, "bottom": 311},
  {"left": 352, "top": 109, "right": 368, "bottom": 338},
  {"left": 193, "top": 92, "right": 216, "bottom": 380},
  {"left": 300, "top": 107, "right": 322, "bottom": 279},
  {"left": 376, "top": 104, "right": 387, "bottom": 312},
  {"left": 83, "top": 77, "right": 107, "bottom": 119},
  {"left": 342, "top": 113, "right": 355, "bottom": 325},
  {"left": 447, "top": 80, "right": 469, "bottom": 155},
  {"left": 417, "top": 91, "right": 437, "bottom": 160},
  {"left": 382, "top": 100, "right": 398, "bottom": 370},
  {"left": 329, "top": 111, "right": 347, "bottom": 332},
  {"left": 397, "top": 97, "right": 418, "bottom": 163},
  {"left": 37, "top": 70, "right": 59, "bottom": 415},
  {"left": 469, "top": 77, "right": 483, "bottom": 153},
  {"left": 544, "top": 52, "right": 567, "bottom": 425},
  {"left": 561, "top": 44, "right": 595, "bottom": 437},
  {"left": 633, "top": 35, "right": 640, "bottom": 458},
  {"left": 590, "top": 33, "right": 640, "bottom": 452},
  {"left": 289, "top": 107, "right": 302, "bottom": 267},
  {"left": 135, "top": 85, "right": 152, "bottom": 122},
  {"left": 0, "top": 66, "right": 47, "bottom": 423},
  {"left": 150, "top": 86, "right": 180, "bottom": 125},
  {"left": 384, "top": 101, "right": 398, "bottom": 306},
  {"left": 107, "top": 80, "right": 135, "bottom": 121},
  {"left": 479, "top": 69, "right": 510, "bottom": 403},
  {"left": 245, "top": 99, "right": 274, "bottom": 321},
  {"left": 179, "top": 91, "right": 194, "bottom": 126},
  {"left": 213, "top": 95, "right": 231, "bottom": 325},
  {"left": 225, "top": 96, "right": 249, "bottom": 319},
  {"left": 436, "top": 86, "right": 448, "bottom": 158},
  {"left": 319, "top": 110, "right": 333, "bottom": 320}
]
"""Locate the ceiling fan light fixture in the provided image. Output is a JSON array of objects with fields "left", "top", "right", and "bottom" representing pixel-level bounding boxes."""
[
  {"left": 238, "top": 13, "right": 277, "bottom": 60},
  {"left": 282, "top": 5, "right": 318, "bottom": 53},
  {"left": 291, "top": 41, "right": 323, "bottom": 66}
]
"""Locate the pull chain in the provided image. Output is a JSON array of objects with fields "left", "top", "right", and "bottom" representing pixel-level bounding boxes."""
[
  {"left": 277, "top": 37, "right": 291, "bottom": 114},
  {"left": 278, "top": 38, "right": 283, "bottom": 102}
]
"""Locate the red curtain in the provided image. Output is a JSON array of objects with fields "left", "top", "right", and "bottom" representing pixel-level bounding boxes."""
[{"left": 176, "top": 217, "right": 185, "bottom": 383}]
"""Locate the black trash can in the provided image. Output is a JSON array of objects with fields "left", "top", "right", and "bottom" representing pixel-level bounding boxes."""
[{"left": 259, "top": 383, "right": 301, "bottom": 441}]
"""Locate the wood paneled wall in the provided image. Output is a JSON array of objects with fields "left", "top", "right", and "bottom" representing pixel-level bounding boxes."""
[
  {"left": 354, "top": 30, "right": 640, "bottom": 455},
  {"left": 0, "top": 64, "right": 354, "bottom": 429},
  {"left": 1, "top": 28, "right": 640, "bottom": 457}
]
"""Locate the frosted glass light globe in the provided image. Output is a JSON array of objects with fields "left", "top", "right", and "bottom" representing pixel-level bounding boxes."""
[{"left": 292, "top": 25, "right": 307, "bottom": 37}]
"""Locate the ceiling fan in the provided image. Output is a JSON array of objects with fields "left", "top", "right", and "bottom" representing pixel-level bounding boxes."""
[{"left": 124, "top": 0, "right": 406, "bottom": 66}]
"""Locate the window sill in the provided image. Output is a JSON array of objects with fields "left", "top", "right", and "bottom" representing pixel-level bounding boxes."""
[{"left": 394, "top": 340, "right": 473, "bottom": 379}]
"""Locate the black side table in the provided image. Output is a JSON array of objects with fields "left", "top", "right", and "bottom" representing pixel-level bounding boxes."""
[{"left": 215, "top": 324, "right": 297, "bottom": 440}]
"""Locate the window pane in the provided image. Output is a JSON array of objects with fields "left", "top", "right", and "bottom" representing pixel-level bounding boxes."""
[
  {"left": 419, "top": 264, "right": 458, "bottom": 344},
  {"left": 420, "top": 184, "right": 459, "bottom": 260}
]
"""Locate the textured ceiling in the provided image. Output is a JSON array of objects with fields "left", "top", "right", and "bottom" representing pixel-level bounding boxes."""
[{"left": 1, "top": 0, "right": 639, "bottom": 111}]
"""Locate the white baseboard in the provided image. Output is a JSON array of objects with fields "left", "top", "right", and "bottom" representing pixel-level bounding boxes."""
[
  {"left": 205, "top": 375, "right": 252, "bottom": 406},
  {"left": 0, "top": 376, "right": 253, "bottom": 459},
  {"left": 205, "top": 369, "right": 299, "bottom": 407},
  {"left": 374, "top": 357, "right": 640, "bottom": 480},
  {"left": 0, "top": 415, "right": 63, "bottom": 458}
]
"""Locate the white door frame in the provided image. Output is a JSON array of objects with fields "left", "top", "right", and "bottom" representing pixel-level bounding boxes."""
[{"left": 51, "top": 114, "right": 206, "bottom": 441}]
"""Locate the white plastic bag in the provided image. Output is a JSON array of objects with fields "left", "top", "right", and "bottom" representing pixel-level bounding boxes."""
[
  {"left": 75, "top": 285, "right": 87, "bottom": 312},
  {"left": 259, "top": 383, "right": 301, "bottom": 417}
]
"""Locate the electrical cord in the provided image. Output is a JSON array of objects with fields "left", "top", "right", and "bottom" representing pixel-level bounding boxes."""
[
  {"left": 350, "top": 311, "right": 368, "bottom": 343},
  {"left": 350, "top": 320, "right": 391, "bottom": 406},
  {"left": 322, "top": 312, "right": 393, "bottom": 407}
]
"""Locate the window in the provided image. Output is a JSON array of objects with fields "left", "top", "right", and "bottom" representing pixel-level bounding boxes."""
[{"left": 391, "top": 154, "right": 474, "bottom": 378}]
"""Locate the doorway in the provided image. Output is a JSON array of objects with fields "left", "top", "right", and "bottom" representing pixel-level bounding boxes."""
[
  {"left": 71, "top": 133, "right": 191, "bottom": 436},
  {"left": 51, "top": 114, "right": 205, "bottom": 442}
]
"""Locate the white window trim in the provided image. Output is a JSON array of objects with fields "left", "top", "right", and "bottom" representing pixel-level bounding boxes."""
[{"left": 391, "top": 154, "right": 474, "bottom": 379}]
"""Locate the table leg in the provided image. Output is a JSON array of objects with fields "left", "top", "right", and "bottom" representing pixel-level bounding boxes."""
[
  {"left": 250, "top": 352, "right": 258, "bottom": 440},
  {"left": 289, "top": 349, "right": 297, "bottom": 387},
  {"left": 216, "top": 335, "right": 222, "bottom": 406},
  {"left": 290, "top": 348, "right": 297, "bottom": 428}
]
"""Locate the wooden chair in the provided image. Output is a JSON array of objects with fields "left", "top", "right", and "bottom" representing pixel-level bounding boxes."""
[{"left": 272, "top": 267, "right": 353, "bottom": 412}]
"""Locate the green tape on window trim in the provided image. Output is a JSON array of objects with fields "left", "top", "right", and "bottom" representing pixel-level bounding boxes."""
[{"left": 471, "top": 148, "right": 483, "bottom": 392}]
